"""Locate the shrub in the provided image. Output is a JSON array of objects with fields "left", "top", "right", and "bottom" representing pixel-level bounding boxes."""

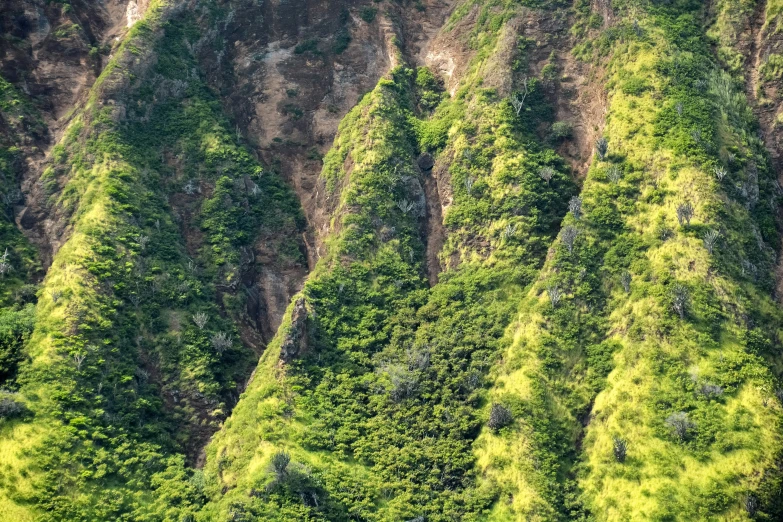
[
  {"left": 665, "top": 411, "right": 694, "bottom": 441},
  {"left": 549, "top": 121, "right": 573, "bottom": 141},
  {"left": 210, "top": 332, "right": 233, "bottom": 354},
  {"left": 294, "top": 39, "right": 320, "bottom": 55},
  {"left": 547, "top": 284, "right": 562, "bottom": 308},
  {"left": 606, "top": 164, "right": 621, "bottom": 184},
  {"left": 703, "top": 229, "right": 719, "bottom": 254},
  {"left": 333, "top": 30, "right": 351, "bottom": 54},
  {"left": 359, "top": 6, "right": 377, "bottom": 23},
  {"left": 193, "top": 312, "right": 208, "bottom": 329},
  {"left": 744, "top": 494, "right": 759, "bottom": 517},
  {"left": 612, "top": 436, "right": 627, "bottom": 463},
  {"left": 488, "top": 403, "right": 513, "bottom": 430}
]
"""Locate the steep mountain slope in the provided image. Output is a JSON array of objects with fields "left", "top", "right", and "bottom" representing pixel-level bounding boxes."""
[
  {"left": 1, "top": 0, "right": 783, "bottom": 521},
  {"left": 0, "top": 2, "right": 309, "bottom": 520},
  {"left": 480, "top": 2, "right": 783, "bottom": 519},
  {"left": 195, "top": 8, "right": 577, "bottom": 516}
]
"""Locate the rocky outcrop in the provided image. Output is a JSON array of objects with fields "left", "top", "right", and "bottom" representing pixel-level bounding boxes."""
[{"left": 279, "top": 297, "right": 309, "bottom": 363}]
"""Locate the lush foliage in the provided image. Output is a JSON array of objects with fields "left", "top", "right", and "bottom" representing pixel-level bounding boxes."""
[
  {"left": 479, "top": 1, "right": 783, "bottom": 520},
  {"left": 2, "top": 0, "right": 783, "bottom": 520},
  {"left": 195, "top": 3, "right": 576, "bottom": 519},
  {"left": 0, "top": 2, "right": 306, "bottom": 520}
]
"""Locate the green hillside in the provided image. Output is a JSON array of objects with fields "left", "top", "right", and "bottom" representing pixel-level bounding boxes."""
[{"left": 1, "top": 0, "right": 783, "bottom": 520}]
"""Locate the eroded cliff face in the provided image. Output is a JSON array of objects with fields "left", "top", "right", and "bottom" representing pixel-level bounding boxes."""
[
  {"left": 3, "top": 0, "right": 465, "bottom": 331},
  {"left": 0, "top": 2, "right": 484, "bottom": 517},
  {"left": 0, "top": 0, "right": 135, "bottom": 127},
  {"left": 1, "top": 0, "right": 145, "bottom": 269},
  {"left": 201, "top": 0, "right": 461, "bottom": 267}
]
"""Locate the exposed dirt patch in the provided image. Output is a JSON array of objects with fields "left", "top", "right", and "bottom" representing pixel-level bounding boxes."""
[
  {"left": 1, "top": 0, "right": 135, "bottom": 132},
  {"left": 733, "top": 2, "right": 783, "bottom": 300},
  {"left": 423, "top": 3, "right": 478, "bottom": 94},
  {"left": 745, "top": 1, "right": 783, "bottom": 178},
  {"left": 419, "top": 156, "right": 446, "bottom": 284},
  {"left": 554, "top": 51, "right": 607, "bottom": 178},
  {"left": 521, "top": 6, "right": 608, "bottom": 179},
  {"left": 591, "top": 0, "right": 615, "bottom": 28}
]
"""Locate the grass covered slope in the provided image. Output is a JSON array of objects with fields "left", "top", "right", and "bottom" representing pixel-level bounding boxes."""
[
  {"left": 479, "top": 1, "right": 783, "bottom": 520},
  {"left": 0, "top": 2, "right": 306, "bottom": 520},
  {"left": 198, "top": 68, "right": 431, "bottom": 521}
]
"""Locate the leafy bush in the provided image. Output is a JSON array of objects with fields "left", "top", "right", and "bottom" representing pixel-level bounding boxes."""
[
  {"left": 0, "top": 391, "right": 26, "bottom": 419},
  {"left": 488, "top": 403, "right": 513, "bottom": 430},
  {"left": 359, "top": 6, "right": 377, "bottom": 23},
  {"left": 549, "top": 121, "right": 573, "bottom": 141}
]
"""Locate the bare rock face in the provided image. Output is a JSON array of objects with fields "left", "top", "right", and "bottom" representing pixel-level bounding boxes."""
[{"left": 279, "top": 297, "right": 309, "bottom": 363}]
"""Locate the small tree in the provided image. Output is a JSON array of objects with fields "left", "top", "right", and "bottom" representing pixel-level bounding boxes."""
[
  {"left": 703, "top": 229, "right": 719, "bottom": 254},
  {"left": 510, "top": 77, "right": 530, "bottom": 115},
  {"left": 671, "top": 284, "right": 689, "bottom": 319},
  {"left": 271, "top": 451, "right": 291, "bottom": 482},
  {"left": 620, "top": 271, "right": 631, "bottom": 293},
  {"left": 0, "top": 248, "right": 11, "bottom": 277},
  {"left": 744, "top": 494, "right": 759, "bottom": 517},
  {"left": 700, "top": 383, "right": 723, "bottom": 400},
  {"left": 488, "top": 403, "right": 513, "bottom": 430},
  {"left": 0, "top": 392, "right": 26, "bottom": 419},
  {"left": 666, "top": 411, "right": 694, "bottom": 441},
  {"left": 613, "top": 436, "right": 627, "bottom": 463},
  {"left": 184, "top": 179, "right": 199, "bottom": 195},
  {"left": 396, "top": 199, "right": 414, "bottom": 214},
  {"left": 547, "top": 284, "right": 562, "bottom": 308},
  {"left": 568, "top": 196, "right": 582, "bottom": 220},
  {"left": 49, "top": 289, "right": 63, "bottom": 304},
  {"left": 503, "top": 224, "right": 517, "bottom": 239},
  {"left": 607, "top": 165, "right": 622, "bottom": 184},
  {"left": 676, "top": 201, "right": 694, "bottom": 226},
  {"left": 73, "top": 352, "right": 86, "bottom": 370},
  {"left": 595, "top": 137, "right": 609, "bottom": 160},
  {"left": 465, "top": 176, "right": 476, "bottom": 195},
  {"left": 713, "top": 166, "right": 727, "bottom": 181},
  {"left": 211, "top": 332, "right": 233, "bottom": 354},
  {"left": 561, "top": 225, "right": 579, "bottom": 254},
  {"left": 538, "top": 166, "right": 555, "bottom": 184},
  {"left": 675, "top": 102, "right": 684, "bottom": 117},
  {"left": 193, "top": 312, "right": 209, "bottom": 329}
]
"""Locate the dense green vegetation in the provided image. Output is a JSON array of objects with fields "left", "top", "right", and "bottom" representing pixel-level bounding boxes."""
[
  {"left": 479, "top": 1, "right": 783, "bottom": 520},
  {"left": 2, "top": 0, "right": 783, "bottom": 520},
  {"left": 0, "top": 2, "right": 305, "bottom": 520},
  {"left": 0, "top": 76, "right": 42, "bottom": 404},
  {"left": 194, "top": 1, "right": 578, "bottom": 519}
]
